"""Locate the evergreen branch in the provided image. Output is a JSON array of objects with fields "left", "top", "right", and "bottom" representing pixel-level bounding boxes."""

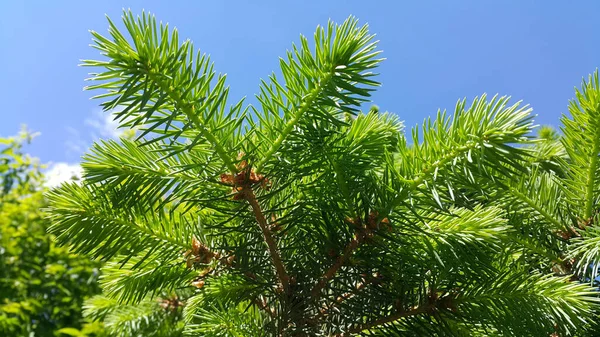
[
  {"left": 45, "top": 12, "right": 600, "bottom": 336},
  {"left": 311, "top": 228, "right": 371, "bottom": 299},
  {"left": 312, "top": 207, "right": 507, "bottom": 307},
  {"left": 84, "top": 294, "right": 176, "bottom": 337},
  {"left": 82, "top": 138, "right": 219, "bottom": 211},
  {"left": 145, "top": 70, "right": 238, "bottom": 174},
  {"left": 561, "top": 70, "right": 600, "bottom": 219},
  {"left": 83, "top": 10, "right": 240, "bottom": 174},
  {"left": 185, "top": 301, "right": 268, "bottom": 337},
  {"left": 333, "top": 278, "right": 368, "bottom": 306},
  {"left": 254, "top": 296, "right": 277, "bottom": 318},
  {"left": 83, "top": 295, "right": 122, "bottom": 322},
  {"left": 308, "top": 115, "right": 404, "bottom": 302},
  {"left": 255, "top": 72, "right": 333, "bottom": 172},
  {"left": 100, "top": 257, "right": 195, "bottom": 304},
  {"left": 398, "top": 94, "right": 533, "bottom": 182},
  {"left": 94, "top": 295, "right": 179, "bottom": 337},
  {"left": 455, "top": 273, "right": 598, "bottom": 336},
  {"left": 252, "top": 17, "right": 383, "bottom": 173},
  {"left": 571, "top": 225, "right": 600, "bottom": 275},
  {"left": 495, "top": 167, "right": 568, "bottom": 244},
  {"left": 241, "top": 186, "right": 289, "bottom": 290},
  {"left": 404, "top": 205, "right": 511, "bottom": 277},
  {"left": 584, "top": 134, "right": 600, "bottom": 219},
  {"left": 341, "top": 304, "right": 433, "bottom": 336},
  {"left": 328, "top": 154, "right": 356, "bottom": 217},
  {"left": 510, "top": 235, "right": 564, "bottom": 266},
  {"left": 508, "top": 187, "right": 563, "bottom": 229},
  {"left": 420, "top": 206, "right": 509, "bottom": 248},
  {"left": 46, "top": 183, "right": 193, "bottom": 261},
  {"left": 343, "top": 273, "right": 598, "bottom": 336},
  {"left": 407, "top": 142, "right": 477, "bottom": 188},
  {"left": 316, "top": 276, "right": 373, "bottom": 319}
]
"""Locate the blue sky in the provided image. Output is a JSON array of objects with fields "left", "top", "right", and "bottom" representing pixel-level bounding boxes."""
[{"left": 1, "top": 1, "right": 599, "bottom": 183}]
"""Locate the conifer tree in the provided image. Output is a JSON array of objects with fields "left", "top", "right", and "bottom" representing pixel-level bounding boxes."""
[{"left": 46, "top": 11, "right": 599, "bottom": 336}]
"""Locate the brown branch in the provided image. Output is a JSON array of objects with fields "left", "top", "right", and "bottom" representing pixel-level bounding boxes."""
[
  {"left": 241, "top": 186, "right": 290, "bottom": 291},
  {"left": 316, "top": 276, "right": 371, "bottom": 320},
  {"left": 335, "top": 278, "right": 368, "bottom": 305},
  {"left": 311, "top": 228, "right": 372, "bottom": 299},
  {"left": 254, "top": 295, "right": 277, "bottom": 318},
  {"left": 311, "top": 211, "right": 389, "bottom": 302}
]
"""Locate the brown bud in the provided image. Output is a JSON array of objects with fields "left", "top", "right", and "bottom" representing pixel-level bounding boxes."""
[
  {"left": 198, "top": 268, "right": 212, "bottom": 277},
  {"left": 191, "top": 237, "right": 202, "bottom": 255},
  {"left": 367, "top": 211, "right": 380, "bottom": 230},
  {"left": 220, "top": 173, "right": 235, "bottom": 185},
  {"left": 159, "top": 296, "right": 184, "bottom": 312},
  {"left": 192, "top": 279, "right": 205, "bottom": 289},
  {"left": 367, "top": 210, "right": 390, "bottom": 231},
  {"left": 270, "top": 222, "right": 283, "bottom": 232},
  {"left": 187, "top": 237, "right": 215, "bottom": 266},
  {"left": 225, "top": 255, "right": 235, "bottom": 266},
  {"left": 345, "top": 216, "right": 360, "bottom": 227}
]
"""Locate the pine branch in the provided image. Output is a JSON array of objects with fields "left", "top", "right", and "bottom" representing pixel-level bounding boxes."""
[
  {"left": 561, "top": 70, "right": 600, "bottom": 219},
  {"left": 342, "top": 304, "right": 433, "bottom": 336},
  {"left": 311, "top": 227, "right": 372, "bottom": 299},
  {"left": 254, "top": 296, "right": 277, "bottom": 318},
  {"left": 84, "top": 294, "right": 181, "bottom": 337},
  {"left": 46, "top": 183, "right": 194, "bottom": 261},
  {"left": 508, "top": 187, "right": 563, "bottom": 229},
  {"left": 255, "top": 71, "right": 334, "bottom": 172},
  {"left": 100, "top": 257, "right": 195, "bottom": 304},
  {"left": 145, "top": 69, "right": 238, "bottom": 174},
  {"left": 240, "top": 186, "right": 290, "bottom": 291},
  {"left": 83, "top": 11, "right": 242, "bottom": 175},
  {"left": 316, "top": 275, "right": 372, "bottom": 319},
  {"left": 584, "top": 129, "right": 600, "bottom": 220},
  {"left": 184, "top": 301, "right": 268, "bottom": 337},
  {"left": 396, "top": 94, "right": 533, "bottom": 186},
  {"left": 328, "top": 156, "right": 356, "bottom": 218},
  {"left": 82, "top": 138, "right": 217, "bottom": 211},
  {"left": 406, "top": 142, "right": 478, "bottom": 189},
  {"left": 496, "top": 166, "right": 568, "bottom": 239},
  {"left": 456, "top": 273, "right": 598, "bottom": 336},
  {"left": 251, "top": 17, "right": 383, "bottom": 173}
]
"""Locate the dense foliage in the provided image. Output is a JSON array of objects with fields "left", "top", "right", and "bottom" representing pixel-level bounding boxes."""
[
  {"left": 0, "top": 130, "right": 104, "bottom": 337},
  {"left": 46, "top": 11, "right": 600, "bottom": 336}
]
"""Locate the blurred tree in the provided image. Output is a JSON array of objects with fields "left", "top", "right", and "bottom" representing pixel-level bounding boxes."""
[{"left": 0, "top": 129, "right": 105, "bottom": 337}]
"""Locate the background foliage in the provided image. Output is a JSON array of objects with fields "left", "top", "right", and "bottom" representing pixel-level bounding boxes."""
[{"left": 0, "top": 129, "right": 105, "bottom": 337}]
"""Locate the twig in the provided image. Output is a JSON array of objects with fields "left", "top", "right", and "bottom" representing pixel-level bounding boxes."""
[
  {"left": 241, "top": 186, "right": 290, "bottom": 291},
  {"left": 311, "top": 228, "right": 372, "bottom": 299},
  {"left": 335, "top": 279, "right": 368, "bottom": 305},
  {"left": 254, "top": 296, "right": 277, "bottom": 318},
  {"left": 316, "top": 276, "right": 371, "bottom": 319}
]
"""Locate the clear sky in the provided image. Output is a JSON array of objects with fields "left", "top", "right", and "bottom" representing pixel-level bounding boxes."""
[{"left": 1, "top": 1, "right": 599, "bottom": 180}]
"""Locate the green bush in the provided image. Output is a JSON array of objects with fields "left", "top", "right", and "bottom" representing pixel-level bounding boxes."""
[{"left": 0, "top": 130, "right": 105, "bottom": 337}]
